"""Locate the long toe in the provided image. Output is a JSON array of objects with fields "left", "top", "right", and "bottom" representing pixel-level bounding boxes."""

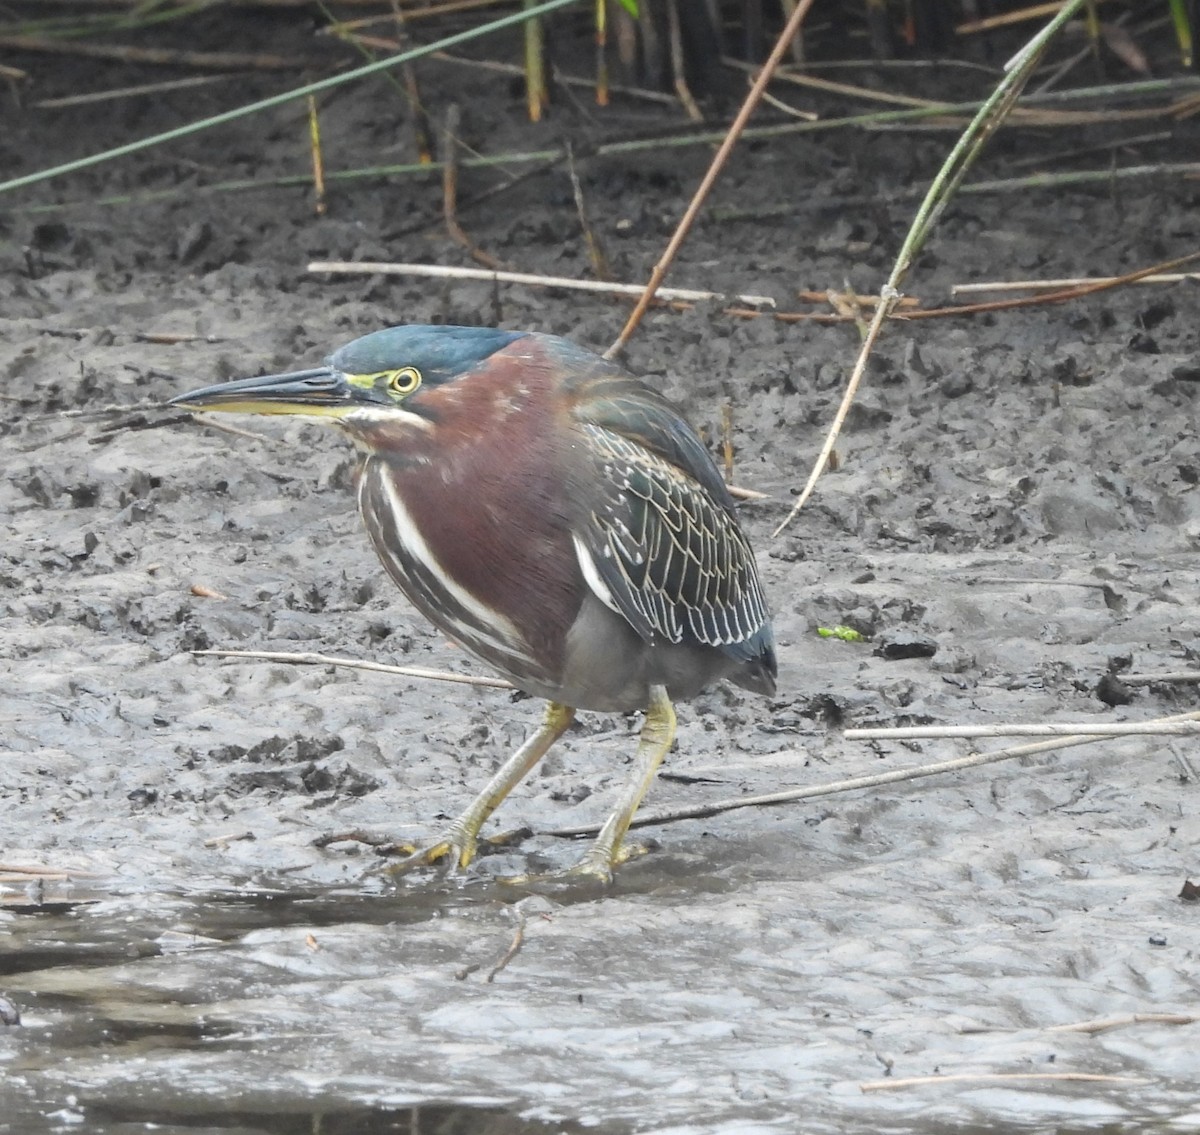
[
  {"left": 382, "top": 831, "right": 474, "bottom": 877},
  {"left": 499, "top": 846, "right": 617, "bottom": 889}
]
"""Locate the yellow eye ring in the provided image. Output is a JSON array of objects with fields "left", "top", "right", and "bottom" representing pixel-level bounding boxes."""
[{"left": 388, "top": 366, "right": 421, "bottom": 396}]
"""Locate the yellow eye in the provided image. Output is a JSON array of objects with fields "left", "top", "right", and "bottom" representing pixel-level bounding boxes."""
[{"left": 388, "top": 367, "right": 421, "bottom": 396}]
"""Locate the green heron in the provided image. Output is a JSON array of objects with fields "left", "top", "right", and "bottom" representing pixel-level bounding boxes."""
[{"left": 171, "top": 325, "right": 775, "bottom": 881}]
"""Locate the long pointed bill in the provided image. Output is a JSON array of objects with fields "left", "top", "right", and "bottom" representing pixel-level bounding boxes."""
[{"left": 169, "top": 367, "right": 356, "bottom": 419}]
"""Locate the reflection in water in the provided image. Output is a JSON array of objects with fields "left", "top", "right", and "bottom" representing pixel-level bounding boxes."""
[{"left": 86, "top": 1099, "right": 600, "bottom": 1134}]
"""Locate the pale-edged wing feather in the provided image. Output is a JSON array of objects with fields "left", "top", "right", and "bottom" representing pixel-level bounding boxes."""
[{"left": 569, "top": 417, "right": 771, "bottom": 665}]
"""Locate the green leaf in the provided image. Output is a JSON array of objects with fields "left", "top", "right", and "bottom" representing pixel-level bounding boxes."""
[
  {"left": 817, "top": 625, "right": 865, "bottom": 642},
  {"left": 616, "top": 0, "right": 639, "bottom": 16}
]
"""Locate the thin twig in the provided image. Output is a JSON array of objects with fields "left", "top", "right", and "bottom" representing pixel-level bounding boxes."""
[
  {"left": 1047, "top": 1012, "right": 1200, "bottom": 1034},
  {"left": 957, "top": 0, "right": 1119, "bottom": 34},
  {"left": 665, "top": 0, "right": 701, "bottom": 121},
  {"left": 727, "top": 484, "right": 771, "bottom": 502},
  {"left": 897, "top": 249, "right": 1200, "bottom": 320},
  {"left": 861, "top": 1072, "right": 1147, "bottom": 1093},
  {"left": 0, "top": 862, "right": 101, "bottom": 878},
  {"left": 0, "top": 36, "right": 307, "bottom": 70},
  {"left": 306, "top": 261, "right": 777, "bottom": 307},
  {"left": 725, "top": 249, "right": 1200, "bottom": 329},
  {"left": 605, "top": 0, "right": 817, "bottom": 358},
  {"left": 953, "top": 271, "right": 1200, "bottom": 296},
  {"left": 566, "top": 141, "right": 610, "bottom": 281},
  {"left": 770, "top": 286, "right": 894, "bottom": 536},
  {"left": 486, "top": 909, "right": 527, "bottom": 982},
  {"left": 846, "top": 722, "right": 1200, "bottom": 740},
  {"left": 1122, "top": 672, "right": 1200, "bottom": 686},
  {"left": 442, "top": 104, "right": 503, "bottom": 270},
  {"left": 191, "top": 648, "right": 514, "bottom": 689},
  {"left": 34, "top": 73, "right": 235, "bottom": 109},
  {"left": 546, "top": 708, "right": 1200, "bottom": 839}
]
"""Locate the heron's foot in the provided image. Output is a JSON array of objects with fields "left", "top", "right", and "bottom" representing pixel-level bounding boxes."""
[
  {"left": 382, "top": 831, "right": 474, "bottom": 877},
  {"left": 381, "top": 825, "right": 535, "bottom": 878},
  {"left": 500, "top": 838, "right": 655, "bottom": 888}
]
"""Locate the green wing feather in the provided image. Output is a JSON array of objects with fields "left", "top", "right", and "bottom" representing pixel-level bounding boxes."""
[{"left": 568, "top": 374, "right": 771, "bottom": 663}]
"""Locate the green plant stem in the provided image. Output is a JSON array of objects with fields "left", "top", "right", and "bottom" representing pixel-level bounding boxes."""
[{"left": 0, "top": 0, "right": 582, "bottom": 198}]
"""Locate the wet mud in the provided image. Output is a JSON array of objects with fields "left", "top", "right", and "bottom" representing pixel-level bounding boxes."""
[{"left": 2, "top": 9, "right": 1200, "bottom": 1134}]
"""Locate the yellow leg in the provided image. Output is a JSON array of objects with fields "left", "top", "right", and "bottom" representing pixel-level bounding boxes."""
[
  {"left": 564, "top": 684, "right": 676, "bottom": 883},
  {"left": 388, "top": 702, "right": 575, "bottom": 876}
]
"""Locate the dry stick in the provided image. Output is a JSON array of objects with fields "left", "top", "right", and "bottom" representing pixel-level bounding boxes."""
[
  {"left": 726, "top": 249, "right": 1200, "bottom": 328},
  {"left": 442, "top": 105, "right": 504, "bottom": 270},
  {"left": 0, "top": 862, "right": 101, "bottom": 878},
  {"left": 1047, "top": 1013, "right": 1200, "bottom": 1034},
  {"left": 545, "top": 708, "right": 1200, "bottom": 839},
  {"left": 1122, "top": 672, "right": 1200, "bottom": 686},
  {"left": 958, "top": 1011, "right": 1200, "bottom": 1035},
  {"left": 191, "top": 648, "right": 514, "bottom": 690},
  {"left": 957, "top": 0, "right": 1120, "bottom": 34},
  {"left": 739, "top": 59, "right": 945, "bottom": 108},
  {"left": 390, "top": 4, "right": 433, "bottom": 165},
  {"left": 846, "top": 722, "right": 1200, "bottom": 740},
  {"left": 0, "top": 36, "right": 307, "bottom": 70},
  {"left": 34, "top": 74, "right": 236, "bottom": 109},
  {"left": 768, "top": 288, "right": 894, "bottom": 532},
  {"left": 566, "top": 141, "right": 610, "bottom": 281},
  {"left": 953, "top": 271, "right": 1200, "bottom": 296},
  {"left": 726, "top": 484, "right": 771, "bottom": 502},
  {"left": 486, "top": 909, "right": 527, "bottom": 983},
  {"left": 861, "top": 1072, "right": 1146, "bottom": 1093},
  {"left": 604, "top": 0, "right": 818, "bottom": 359},
  {"left": 759, "top": 89, "right": 819, "bottom": 122},
  {"left": 665, "top": 0, "right": 701, "bottom": 122},
  {"left": 897, "top": 249, "right": 1200, "bottom": 320},
  {"left": 306, "top": 261, "right": 777, "bottom": 308}
]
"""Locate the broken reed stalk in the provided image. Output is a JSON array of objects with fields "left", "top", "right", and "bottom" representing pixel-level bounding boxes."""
[
  {"left": 442, "top": 104, "right": 503, "bottom": 269},
  {"left": 847, "top": 721, "right": 1200, "bottom": 740},
  {"left": 522, "top": 0, "right": 547, "bottom": 122},
  {"left": 860, "top": 1072, "right": 1146, "bottom": 1093},
  {"left": 547, "top": 708, "right": 1200, "bottom": 839},
  {"left": 771, "top": 0, "right": 1089, "bottom": 538},
  {"left": 191, "top": 648, "right": 514, "bottom": 690},
  {"left": 1122, "top": 671, "right": 1200, "bottom": 686},
  {"left": 953, "top": 272, "right": 1200, "bottom": 295},
  {"left": 306, "top": 260, "right": 777, "bottom": 307},
  {"left": 605, "top": 0, "right": 818, "bottom": 358}
]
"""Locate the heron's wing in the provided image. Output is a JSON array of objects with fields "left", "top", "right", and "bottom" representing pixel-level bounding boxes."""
[{"left": 569, "top": 384, "right": 772, "bottom": 665}]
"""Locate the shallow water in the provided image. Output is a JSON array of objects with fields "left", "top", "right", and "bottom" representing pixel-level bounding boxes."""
[{"left": 4, "top": 868, "right": 1198, "bottom": 1134}]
